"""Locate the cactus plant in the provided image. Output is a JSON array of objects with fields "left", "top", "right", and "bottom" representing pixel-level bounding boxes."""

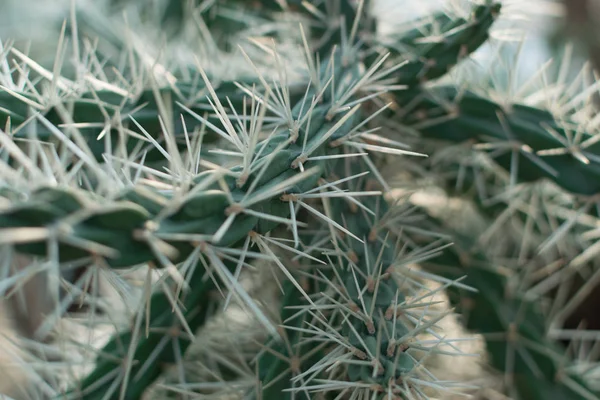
[{"left": 0, "top": 1, "right": 599, "bottom": 400}]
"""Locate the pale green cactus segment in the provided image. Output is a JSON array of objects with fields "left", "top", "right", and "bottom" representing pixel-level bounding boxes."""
[
  {"left": 412, "top": 213, "right": 600, "bottom": 400},
  {"left": 0, "top": 111, "right": 338, "bottom": 267},
  {"left": 387, "top": 83, "right": 600, "bottom": 399},
  {"left": 378, "top": 2, "right": 501, "bottom": 87},
  {"left": 253, "top": 278, "right": 326, "bottom": 400},
  {"left": 0, "top": 45, "right": 365, "bottom": 268},
  {"left": 0, "top": 6, "right": 379, "bottom": 396},
  {"left": 254, "top": 156, "right": 449, "bottom": 398},
  {"left": 249, "top": 9, "right": 513, "bottom": 383},
  {"left": 71, "top": 260, "right": 222, "bottom": 400},
  {"left": 394, "top": 86, "right": 600, "bottom": 196},
  {"left": 330, "top": 163, "right": 418, "bottom": 393},
  {"left": 386, "top": 83, "right": 600, "bottom": 398},
  {"left": 103, "top": 0, "right": 267, "bottom": 39},
  {"left": 229, "top": 0, "right": 373, "bottom": 58},
  {"left": 99, "top": 0, "right": 371, "bottom": 59},
  {"left": 0, "top": 79, "right": 307, "bottom": 163},
  {"left": 0, "top": 50, "right": 370, "bottom": 398},
  {"left": 224, "top": 3, "right": 505, "bottom": 396}
]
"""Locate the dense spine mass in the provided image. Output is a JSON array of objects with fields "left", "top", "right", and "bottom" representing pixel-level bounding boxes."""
[{"left": 0, "top": 1, "right": 598, "bottom": 400}]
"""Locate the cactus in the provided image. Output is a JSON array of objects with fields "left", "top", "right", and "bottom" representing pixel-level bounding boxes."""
[
  {"left": 385, "top": 32, "right": 600, "bottom": 400},
  {"left": 0, "top": 1, "right": 599, "bottom": 400}
]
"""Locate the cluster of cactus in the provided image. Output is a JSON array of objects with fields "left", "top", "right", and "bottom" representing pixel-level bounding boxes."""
[{"left": 0, "top": 0, "right": 599, "bottom": 399}]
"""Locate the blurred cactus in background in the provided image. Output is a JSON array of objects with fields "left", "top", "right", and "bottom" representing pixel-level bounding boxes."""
[{"left": 0, "top": 0, "right": 599, "bottom": 399}]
